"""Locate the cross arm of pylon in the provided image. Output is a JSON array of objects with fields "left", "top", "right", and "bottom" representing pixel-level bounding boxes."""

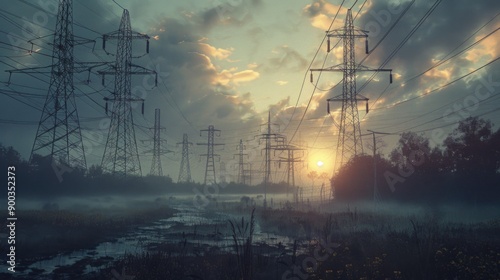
[
  {"left": 199, "top": 128, "right": 221, "bottom": 135},
  {"left": 5, "top": 65, "right": 54, "bottom": 75},
  {"left": 72, "top": 36, "right": 96, "bottom": 48},
  {"left": 4, "top": 62, "right": 108, "bottom": 84},
  {"left": 142, "top": 148, "right": 174, "bottom": 154},
  {"left": 233, "top": 153, "right": 248, "bottom": 158},
  {"left": 129, "top": 63, "right": 157, "bottom": 75},
  {"left": 97, "top": 64, "right": 157, "bottom": 87},
  {"left": 327, "top": 29, "right": 369, "bottom": 38},
  {"left": 311, "top": 64, "right": 391, "bottom": 73},
  {"left": 103, "top": 31, "right": 150, "bottom": 41}
]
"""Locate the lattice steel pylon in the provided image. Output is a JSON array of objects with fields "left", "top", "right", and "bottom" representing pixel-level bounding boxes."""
[
  {"left": 275, "top": 144, "right": 304, "bottom": 197},
  {"left": 310, "top": 9, "right": 392, "bottom": 172},
  {"left": 197, "top": 125, "right": 223, "bottom": 185},
  {"left": 149, "top": 109, "right": 164, "bottom": 176},
  {"left": 235, "top": 139, "right": 248, "bottom": 184},
  {"left": 99, "top": 9, "right": 156, "bottom": 176},
  {"left": 177, "top": 133, "right": 193, "bottom": 183},
  {"left": 7, "top": 0, "right": 89, "bottom": 169},
  {"left": 256, "top": 111, "right": 282, "bottom": 207}
]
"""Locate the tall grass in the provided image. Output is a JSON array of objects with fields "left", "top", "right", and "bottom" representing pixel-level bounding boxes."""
[{"left": 229, "top": 208, "right": 255, "bottom": 280}]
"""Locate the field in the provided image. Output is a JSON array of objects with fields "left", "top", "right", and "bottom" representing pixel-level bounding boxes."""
[{"left": 2, "top": 197, "right": 499, "bottom": 280}]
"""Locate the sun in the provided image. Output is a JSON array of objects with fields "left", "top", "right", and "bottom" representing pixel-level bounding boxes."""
[{"left": 316, "top": 161, "right": 324, "bottom": 167}]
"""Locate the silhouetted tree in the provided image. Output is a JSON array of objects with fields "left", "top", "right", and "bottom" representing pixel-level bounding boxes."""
[
  {"left": 333, "top": 155, "right": 393, "bottom": 201},
  {"left": 307, "top": 170, "right": 318, "bottom": 187},
  {"left": 444, "top": 117, "right": 499, "bottom": 202}
]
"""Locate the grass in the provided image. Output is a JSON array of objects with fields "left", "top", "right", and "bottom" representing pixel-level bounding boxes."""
[
  {"left": 14, "top": 206, "right": 176, "bottom": 264},
  {"left": 229, "top": 208, "right": 255, "bottom": 280},
  {"left": 4, "top": 203, "right": 499, "bottom": 280}
]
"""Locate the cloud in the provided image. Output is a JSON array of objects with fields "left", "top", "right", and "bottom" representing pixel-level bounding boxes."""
[
  {"left": 198, "top": 43, "right": 233, "bottom": 60},
  {"left": 262, "top": 45, "right": 308, "bottom": 72},
  {"left": 197, "top": 0, "right": 262, "bottom": 30},
  {"left": 215, "top": 68, "right": 260, "bottom": 86},
  {"left": 423, "top": 60, "right": 453, "bottom": 82},
  {"left": 465, "top": 28, "right": 500, "bottom": 64},
  {"left": 232, "top": 69, "right": 260, "bottom": 83},
  {"left": 276, "top": 80, "right": 288, "bottom": 86},
  {"left": 303, "top": 0, "right": 346, "bottom": 30}
]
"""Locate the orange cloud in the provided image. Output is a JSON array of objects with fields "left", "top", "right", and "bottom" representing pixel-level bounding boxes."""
[
  {"left": 465, "top": 29, "right": 499, "bottom": 63},
  {"left": 424, "top": 66, "right": 452, "bottom": 82},
  {"left": 213, "top": 69, "right": 260, "bottom": 86},
  {"left": 232, "top": 70, "right": 260, "bottom": 84},
  {"left": 198, "top": 43, "right": 233, "bottom": 60},
  {"left": 303, "top": 0, "right": 348, "bottom": 30}
]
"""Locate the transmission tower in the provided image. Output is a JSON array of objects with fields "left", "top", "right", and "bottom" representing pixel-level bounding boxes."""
[
  {"left": 310, "top": 9, "right": 392, "bottom": 172},
  {"left": 177, "top": 133, "right": 193, "bottom": 183},
  {"left": 220, "top": 161, "right": 227, "bottom": 184},
  {"left": 6, "top": 0, "right": 94, "bottom": 170},
  {"left": 99, "top": 9, "right": 157, "bottom": 176},
  {"left": 234, "top": 139, "right": 249, "bottom": 184},
  {"left": 256, "top": 111, "right": 283, "bottom": 207},
  {"left": 243, "top": 163, "right": 252, "bottom": 185},
  {"left": 150, "top": 109, "right": 163, "bottom": 176},
  {"left": 197, "top": 125, "right": 224, "bottom": 185},
  {"left": 141, "top": 109, "right": 170, "bottom": 176},
  {"left": 275, "top": 144, "right": 304, "bottom": 197}
]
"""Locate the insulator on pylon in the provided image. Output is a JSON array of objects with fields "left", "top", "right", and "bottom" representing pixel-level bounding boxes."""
[
  {"left": 327, "top": 38, "right": 330, "bottom": 53},
  {"left": 105, "top": 102, "right": 108, "bottom": 114},
  {"left": 101, "top": 75, "right": 105, "bottom": 86},
  {"left": 390, "top": 72, "right": 393, "bottom": 84},
  {"left": 310, "top": 72, "right": 313, "bottom": 83},
  {"left": 327, "top": 101, "right": 330, "bottom": 114},
  {"left": 141, "top": 102, "right": 145, "bottom": 115},
  {"left": 86, "top": 70, "right": 91, "bottom": 84},
  {"left": 102, "top": 37, "right": 106, "bottom": 50},
  {"left": 366, "top": 102, "right": 369, "bottom": 113},
  {"left": 155, "top": 74, "right": 158, "bottom": 87},
  {"left": 146, "top": 40, "right": 150, "bottom": 53},
  {"left": 365, "top": 39, "right": 369, "bottom": 54}
]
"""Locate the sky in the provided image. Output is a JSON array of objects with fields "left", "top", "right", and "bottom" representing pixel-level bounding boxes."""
[{"left": 0, "top": 0, "right": 499, "bottom": 185}]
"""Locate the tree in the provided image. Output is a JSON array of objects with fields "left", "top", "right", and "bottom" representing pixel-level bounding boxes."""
[
  {"left": 333, "top": 155, "right": 393, "bottom": 201},
  {"left": 444, "top": 117, "right": 496, "bottom": 174},
  {"left": 390, "top": 132, "right": 431, "bottom": 168},
  {"left": 307, "top": 170, "right": 318, "bottom": 187},
  {"left": 443, "top": 117, "right": 499, "bottom": 202}
]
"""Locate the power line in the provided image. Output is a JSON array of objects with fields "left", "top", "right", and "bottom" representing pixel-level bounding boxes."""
[
  {"left": 283, "top": 0, "right": 346, "bottom": 133},
  {"left": 358, "top": 0, "right": 442, "bottom": 99},
  {"left": 368, "top": 13, "right": 499, "bottom": 112},
  {"left": 377, "top": 56, "right": 499, "bottom": 111}
]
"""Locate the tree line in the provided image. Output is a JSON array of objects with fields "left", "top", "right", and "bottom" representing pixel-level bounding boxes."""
[{"left": 333, "top": 117, "right": 500, "bottom": 204}]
